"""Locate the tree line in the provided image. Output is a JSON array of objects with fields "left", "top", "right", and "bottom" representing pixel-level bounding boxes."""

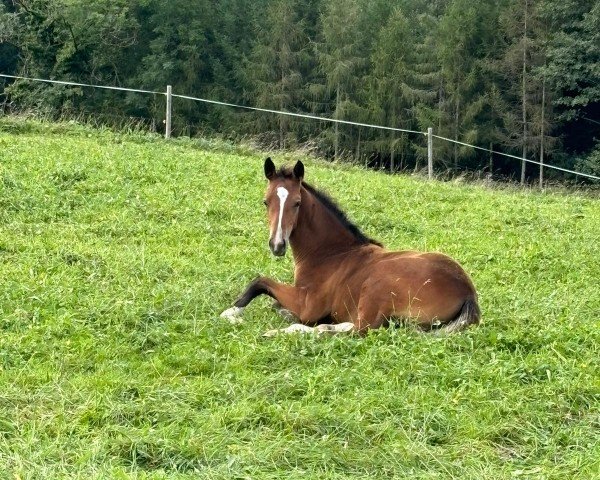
[{"left": 1, "top": 0, "right": 599, "bottom": 182}]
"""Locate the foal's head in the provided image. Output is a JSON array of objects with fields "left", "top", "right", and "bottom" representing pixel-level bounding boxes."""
[{"left": 263, "top": 157, "right": 304, "bottom": 256}]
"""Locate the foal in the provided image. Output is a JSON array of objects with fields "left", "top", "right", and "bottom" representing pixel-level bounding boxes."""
[{"left": 221, "top": 158, "right": 480, "bottom": 335}]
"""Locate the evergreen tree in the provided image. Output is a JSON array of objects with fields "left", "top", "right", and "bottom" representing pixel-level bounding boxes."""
[
  {"left": 497, "top": 0, "right": 558, "bottom": 182},
  {"left": 315, "top": 0, "right": 372, "bottom": 160},
  {"left": 437, "top": 0, "right": 503, "bottom": 171},
  {"left": 133, "top": 0, "right": 215, "bottom": 132},
  {"left": 368, "top": 7, "right": 425, "bottom": 171},
  {"left": 211, "top": 0, "right": 263, "bottom": 101},
  {"left": 0, "top": 0, "right": 597, "bottom": 181},
  {"left": 542, "top": 0, "right": 600, "bottom": 170},
  {"left": 244, "top": 0, "right": 310, "bottom": 148}
]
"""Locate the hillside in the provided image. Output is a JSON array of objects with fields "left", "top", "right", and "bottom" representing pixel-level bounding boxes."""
[
  {"left": 3, "top": 1, "right": 600, "bottom": 178},
  {"left": 0, "top": 118, "right": 599, "bottom": 479}
]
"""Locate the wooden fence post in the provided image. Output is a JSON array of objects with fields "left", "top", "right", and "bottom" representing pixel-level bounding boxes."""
[
  {"left": 165, "top": 85, "right": 172, "bottom": 139},
  {"left": 427, "top": 127, "right": 433, "bottom": 179}
]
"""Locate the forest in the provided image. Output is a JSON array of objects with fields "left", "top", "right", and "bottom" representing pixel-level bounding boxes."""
[{"left": 1, "top": 0, "right": 599, "bottom": 182}]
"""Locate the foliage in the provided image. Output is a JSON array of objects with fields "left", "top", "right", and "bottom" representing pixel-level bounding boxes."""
[
  {"left": 540, "top": 0, "right": 600, "bottom": 155},
  {"left": 243, "top": 0, "right": 310, "bottom": 147},
  {"left": 575, "top": 141, "right": 600, "bottom": 177},
  {"left": 0, "top": 0, "right": 599, "bottom": 181},
  {"left": 0, "top": 118, "right": 599, "bottom": 478}
]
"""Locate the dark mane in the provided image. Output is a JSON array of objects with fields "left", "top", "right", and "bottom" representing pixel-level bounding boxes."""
[{"left": 302, "top": 182, "right": 383, "bottom": 247}]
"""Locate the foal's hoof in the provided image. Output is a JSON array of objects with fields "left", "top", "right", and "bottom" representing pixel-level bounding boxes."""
[
  {"left": 277, "top": 308, "right": 297, "bottom": 322},
  {"left": 263, "top": 323, "right": 315, "bottom": 337},
  {"left": 219, "top": 306, "right": 245, "bottom": 324}
]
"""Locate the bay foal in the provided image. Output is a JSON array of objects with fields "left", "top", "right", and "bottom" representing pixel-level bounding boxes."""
[{"left": 221, "top": 158, "right": 480, "bottom": 335}]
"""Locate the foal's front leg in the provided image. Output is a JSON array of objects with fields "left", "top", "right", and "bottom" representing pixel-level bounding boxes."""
[{"left": 220, "top": 277, "right": 309, "bottom": 323}]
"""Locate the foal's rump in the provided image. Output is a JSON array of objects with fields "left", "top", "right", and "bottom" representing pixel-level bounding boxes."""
[{"left": 362, "top": 250, "right": 479, "bottom": 329}]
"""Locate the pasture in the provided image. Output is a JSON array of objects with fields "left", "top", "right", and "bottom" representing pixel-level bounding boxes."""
[{"left": 0, "top": 118, "right": 598, "bottom": 479}]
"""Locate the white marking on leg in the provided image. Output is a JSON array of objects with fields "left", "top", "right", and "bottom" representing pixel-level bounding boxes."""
[
  {"left": 263, "top": 323, "right": 315, "bottom": 337},
  {"left": 275, "top": 186, "right": 289, "bottom": 244},
  {"left": 220, "top": 306, "right": 245, "bottom": 324},
  {"left": 316, "top": 322, "right": 355, "bottom": 334},
  {"left": 263, "top": 322, "right": 355, "bottom": 337},
  {"left": 283, "top": 323, "right": 314, "bottom": 334}
]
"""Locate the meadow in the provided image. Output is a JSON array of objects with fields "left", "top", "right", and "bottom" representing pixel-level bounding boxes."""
[{"left": 0, "top": 118, "right": 598, "bottom": 479}]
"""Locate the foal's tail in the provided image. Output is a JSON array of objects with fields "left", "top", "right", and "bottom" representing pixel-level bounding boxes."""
[{"left": 439, "top": 297, "right": 481, "bottom": 334}]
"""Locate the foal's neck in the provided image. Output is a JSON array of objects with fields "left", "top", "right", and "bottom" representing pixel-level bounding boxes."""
[{"left": 290, "top": 186, "right": 362, "bottom": 264}]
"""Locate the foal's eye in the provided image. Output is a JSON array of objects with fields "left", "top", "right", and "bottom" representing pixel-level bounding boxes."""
[{"left": 294, "top": 201, "right": 301, "bottom": 208}]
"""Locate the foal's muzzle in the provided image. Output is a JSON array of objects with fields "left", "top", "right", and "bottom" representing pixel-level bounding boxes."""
[{"left": 269, "top": 239, "right": 287, "bottom": 257}]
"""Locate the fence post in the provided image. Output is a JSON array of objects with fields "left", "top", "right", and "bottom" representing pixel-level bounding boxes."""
[
  {"left": 165, "top": 85, "right": 172, "bottom": 139},
  {"left": 427, "top": 127, "right": 433, "bottom": 180}
]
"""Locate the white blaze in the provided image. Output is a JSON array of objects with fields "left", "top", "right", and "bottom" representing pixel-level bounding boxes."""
[{"left": 275, "top": 186, "right": 289, "bottom": 244}]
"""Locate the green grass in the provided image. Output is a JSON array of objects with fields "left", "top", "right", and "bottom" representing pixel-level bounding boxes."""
[{"left": 0, "top": 117, "right": 599, "bottom": 479}]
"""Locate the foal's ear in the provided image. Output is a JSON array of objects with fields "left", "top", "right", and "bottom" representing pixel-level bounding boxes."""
[
  {"left": 293, "top": 160, "right": 304, "bottom": 181},
  {"left": 264, "top": 157, "right": 276, "bottom": 180}
]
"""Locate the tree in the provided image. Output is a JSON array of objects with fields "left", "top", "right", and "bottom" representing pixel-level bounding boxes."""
[
  {"left": 496, "top": 0, "right": 549, "bottom": 182},
  {"left": 437, "top": 0, "right": 504, "bottom": 171},
  {"left": 133, "top": 0, "right": 216, "bottom": 131},
  {"left": 541, "top": 0, "right": 600, "bottom": 162},
  {"left": 312, "top": 0, "right": 370, "bottom": 159},
  {"left": 368, "top": 7, "right": 436, "bottom": 171},
  {"left": 208, "top": 0, "right": 267, "bottom": 129},
  {"left": 243, "top": 0, "right": 310, "bottom": 148},
  {"left": 2, "top": 0, "right": 139, "bottom": 117},
  {"left": 0, "top": 0, "right": 597, "bottom": 182},
  {"left": 0, "top": 2, "right": 19, "bottom": 106}
]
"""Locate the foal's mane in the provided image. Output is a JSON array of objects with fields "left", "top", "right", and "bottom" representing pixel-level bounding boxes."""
[{"left": 275, "top": 166, "right": 383, "bottom": 247}]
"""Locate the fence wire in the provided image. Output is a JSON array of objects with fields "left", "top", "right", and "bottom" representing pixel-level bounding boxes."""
[
  {"left": 1, "top": 73, "right": 598, "bottom": 181},
  {"left": 173, "top": 92, "right": 423, "bottom": 135},
  {"left": 432, "top": 134, "right": 598, "bottom": 180}
]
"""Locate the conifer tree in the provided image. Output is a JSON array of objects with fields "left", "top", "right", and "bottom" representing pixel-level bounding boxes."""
[
  {"left": 437, "top": 0, "right": 502, "bottom": 170},
  {"left": 542, "top": 0, "right": 600, "bottom": 175},
  {"left": 0, "top": 0, "right": 597, "bottom": 180},
  {"left": 368, "top": 8, "right": 424, "bottom": 171},
  {"left": 315, "top": 0, "right": 371, "bottom": 159},
  {"left": 244, "top": 0, "right": 309, "bottom": 148}
]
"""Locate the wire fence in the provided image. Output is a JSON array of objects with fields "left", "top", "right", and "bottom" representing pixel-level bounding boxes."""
[{"left": 1, "top": 73, "right": 598, "bottom": 182}]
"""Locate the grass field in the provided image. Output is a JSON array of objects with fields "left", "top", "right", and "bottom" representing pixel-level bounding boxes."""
[{"left": 0, "top": 118, "right": 599, "bottom": 479}]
